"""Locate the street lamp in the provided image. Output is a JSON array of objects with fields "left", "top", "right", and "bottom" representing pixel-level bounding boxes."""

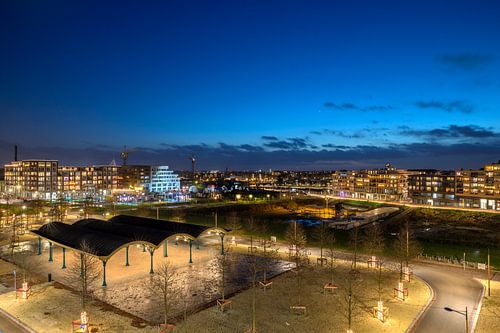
[{"left": 444, "top": 306, "right": 468, "bottom": 333}]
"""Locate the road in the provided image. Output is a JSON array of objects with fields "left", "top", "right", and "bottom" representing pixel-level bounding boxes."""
[{"left": 411, "top": 263, "right": 484, "bottom": 333}]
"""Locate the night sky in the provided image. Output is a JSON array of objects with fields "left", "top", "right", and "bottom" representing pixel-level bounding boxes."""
[{"left": 1, "top": 0, "right": 500, "bottom": 170}]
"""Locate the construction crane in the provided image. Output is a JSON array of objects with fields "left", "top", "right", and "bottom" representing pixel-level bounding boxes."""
[
  {"left": 120, "top": 145, "right": 135, "bottom": 166},
  {"left": 189, "top": 155, "right": 196, "bottom": 180}
]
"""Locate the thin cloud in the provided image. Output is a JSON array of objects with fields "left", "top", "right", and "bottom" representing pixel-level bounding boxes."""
[
  {"left": 324, "top": 129, "right": 365, "bottom": 139},
  {"left": 261, "top": 136, "right": 279, "bottom": 141},
  {"left": 399, "top": 125, "right": 500, "bottom": 139},
  {"left": 437, "top": 53, "right": 494, "bottom": 70},
  {"left": 323, "top": 102, "right": 393, "bottom": 112},
  {"left": 413, "top": 100, "right": 474, "bottom": 114}
]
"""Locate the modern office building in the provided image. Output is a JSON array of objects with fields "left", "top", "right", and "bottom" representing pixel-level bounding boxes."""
[{"left": 148, "top": 166, "right": 181, "bottom": 193}]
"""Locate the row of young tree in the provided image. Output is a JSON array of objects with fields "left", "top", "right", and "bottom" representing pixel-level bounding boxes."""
[{"left": 211, "top": 215, "right": 422, "bottom": 332}]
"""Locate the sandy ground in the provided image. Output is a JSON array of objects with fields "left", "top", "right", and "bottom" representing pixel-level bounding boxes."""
[
  {"left": 476, "top": 277, "right": 500, "bottom": 333},
  {"left": 175, "top": 260, "right": 431, "bottom": 333},
  {"left": 0, "top": 282, "right": 157, "bottom": 333},
  {"left": 3, "top": 236, "right": 290, "bottom": 324},
  {"left": 0, "top": 239, "right": 431, "bottom": 333}
]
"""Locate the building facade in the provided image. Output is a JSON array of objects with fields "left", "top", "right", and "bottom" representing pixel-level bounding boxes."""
[
  {"left": 3, "top": 160, "right": 180, "bottom": 200},
  {"left": 408, "top": 170, "right": 456, "bottom": 206},
  {"left": 331, "top": 164, "right": 410, "bottom": 202},
  {"left": 456, "top": 162, "right": 500, "bottom": 210},
  {"left": 4, "top": 160, "right": 59, "bottom": 199},
  {"left": 148, "top": 166, "right": 181, "bottom": 193}
]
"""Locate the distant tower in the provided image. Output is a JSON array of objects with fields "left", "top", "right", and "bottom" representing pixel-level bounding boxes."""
[
  {"left": 190, "top": 155, "right": 196, "bottom": 180},
  {"left": 14, "top": 145, "right": 18, "bottom": 161}
]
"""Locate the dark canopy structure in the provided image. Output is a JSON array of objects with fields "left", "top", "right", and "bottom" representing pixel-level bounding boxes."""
[{"left": 31, "top": 215, "right": 227, "bottom": 260}]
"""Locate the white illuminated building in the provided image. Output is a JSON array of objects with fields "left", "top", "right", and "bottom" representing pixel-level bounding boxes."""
[{"left": 148, "top": 166, "right": 180, "bottom": 193}]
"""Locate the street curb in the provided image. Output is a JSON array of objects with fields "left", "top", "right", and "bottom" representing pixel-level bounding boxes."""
[
  {"left": 405, "top": 275, "right": 435, "bottom": 333},
  {"left": 471, "top": 278, "right": 486, "bottom": 333},
  {"left": 0, "top": 306, "right": 37, "bottom": 333}
]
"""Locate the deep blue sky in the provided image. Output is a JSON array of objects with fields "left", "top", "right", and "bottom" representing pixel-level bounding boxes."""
[{"left": 1, "top": 0, "right": 500, "bottom": 170}]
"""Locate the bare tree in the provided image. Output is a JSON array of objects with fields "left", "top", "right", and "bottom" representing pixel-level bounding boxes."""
[
  {"left": 210, "top": 246, "right": 234, "bottom": 307},
  {"left": 258, "top": 226, "right": 279, "bottom": 288},
  {"left": 339, "top": 273, "right": 362, "bottom": 332},
  {"left": 285, "top": 221, "right": 308, "bottom": 308},
  {"left": 225, "top": 211, "right": 242, "bottom": 234},
  {"left": 325, "top": 231, "right": 336, "bottom": 286},
  {"left": 362, "top": 223, "right": 385, "bottom": 258},
  {"left": 312, "top": 220, "right": 327, "bottom": 266},
  {"left": 50, "top": 196, "right": 66, "bottom": 222},
  {"left": 285, "top": 221, "right": 307, "bottom": 263},
  {"left": 81, "top": 196, "right": 93, "bottom": 219},
  {"left": 65, "top": 241, "right": 101, "bottom": 311},
  {"left": 377, "top": 261, "right": 384, "bottom": 302},
  {"left": 393, "top": 221, "right": 421, "bottom": 281},
  {"left": 245, "top": 217, "right": 260, "bottom": 254},
  {"left": 349, "top": 224, "right": 360, "bottom": 271},
  {"left": 12, "top": 246, "right": 37, "bottom": 296},
  {"left": 146, "top": 260, "right": 179, "bottom": 325}
]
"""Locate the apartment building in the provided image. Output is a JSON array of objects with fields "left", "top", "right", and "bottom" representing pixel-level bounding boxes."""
[
  {"left": 4, "top": 159, "right": 179, "bottom": 199},
  {"left": 5, "top": 160, "right": 59, "bottom": 199},
  {"left": 456, "top": 161, "right": 500, "bottom": 210},
  {"left": 331, "top": 164, "right": 410, "bottom": 202},
  {"left": 408, "top": 170, "right": 456, "bottom": 206}
]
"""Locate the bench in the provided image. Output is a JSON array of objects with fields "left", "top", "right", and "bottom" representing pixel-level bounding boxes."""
[
  {"left": 317, "top": 257, "right": 328, "bottom": 265},
  {"left": 247, "top": 246, "right": 258, "bottom": 253},
  {"left": 393, "top": 287, "right": 409, "bottom": 301},
  {"left": 323, "top": 282, "right": 338, "bottom": 293}
]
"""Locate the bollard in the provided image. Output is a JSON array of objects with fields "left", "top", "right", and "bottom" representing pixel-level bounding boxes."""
[{"left": 48, "top": 273, "right": 52, "bottom": 282}]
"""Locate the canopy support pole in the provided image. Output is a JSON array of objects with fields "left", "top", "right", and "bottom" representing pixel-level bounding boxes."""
[
  {"left": 80, "top": 253, "right": 83, "bottom": 277},
  {"left": 149, "top": 248, "right": 155, "bottom": 274},
  {"left": 189, "top": 240, "right": 193, "bottom": 264},
  {"left": 125, "top": 246, "right": 129, "bottom": 266},
  {"left": 102, "top": 260, "right": 107, "bottom": 287},
  {"left": 220, "top": 234, "right": 225, "bottom": 255},
  {"left": 61, "top": 248, "right": 66, "bottom": 269},
  {"left": 48, "top": 242, "right": 53, "bottom": 262},
  {"left": 163, "top": 240, "right": 168, "bottom": 257}
]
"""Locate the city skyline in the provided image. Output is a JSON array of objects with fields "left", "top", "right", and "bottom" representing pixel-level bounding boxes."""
[{"left": 1, "top": 0, "right": 500, "bottom": 170}]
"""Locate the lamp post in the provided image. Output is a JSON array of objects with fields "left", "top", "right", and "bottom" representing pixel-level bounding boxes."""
[
  {"left": 13, "top": 269, "right": 17, "bottom": 299},
  {"left": 444, "top": 306, "right": 468, "bottom": 333},
  {"left": 487, "top": 248, "right": 491, "bottom": 297}
]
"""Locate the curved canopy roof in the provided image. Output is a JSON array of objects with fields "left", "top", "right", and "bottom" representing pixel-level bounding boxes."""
[{"left": 31, "top": 215, "right": 227, "bottom": 259}]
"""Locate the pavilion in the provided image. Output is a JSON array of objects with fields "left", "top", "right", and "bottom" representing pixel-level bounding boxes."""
[{"left": 30, "top": 215, "right": 228, "bottom": 287}]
